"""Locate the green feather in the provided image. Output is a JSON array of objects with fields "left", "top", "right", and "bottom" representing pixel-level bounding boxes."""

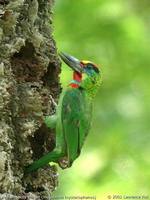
[
  {"left": 61, "top": 88, "right": 92, "bottom": 166},
  {"left": 25, "top": 150, "right": 63, "bottom": 174}
]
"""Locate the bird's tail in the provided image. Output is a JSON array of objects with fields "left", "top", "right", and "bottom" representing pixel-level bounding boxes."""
[{"left": 24, "top": 150, "right": 64, "bottom": 174}]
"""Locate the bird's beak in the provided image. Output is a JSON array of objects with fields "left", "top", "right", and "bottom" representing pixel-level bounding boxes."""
[{"left": 59, "top": 52, "right": 83, "bottom": 73}]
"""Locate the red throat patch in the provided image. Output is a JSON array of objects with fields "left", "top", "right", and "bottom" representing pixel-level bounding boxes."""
[
  {"left": 73, "top": 71, "right": 82, "bottom": 82},
  {"left": 69, "top": 72, "right": 82, "bottom": 88}
]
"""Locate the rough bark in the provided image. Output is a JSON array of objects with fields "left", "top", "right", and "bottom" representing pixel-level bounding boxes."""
[{"left": 0, "top": 0, "right": 61, "bottom": 199}]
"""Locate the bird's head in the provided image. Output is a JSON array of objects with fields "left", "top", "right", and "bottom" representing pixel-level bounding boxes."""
[
  {"left": 59, "top": 52, "right": 100, "bottom": 77},
  {"left": 59, "top": 52, "right": 102, "bottom": 98}
]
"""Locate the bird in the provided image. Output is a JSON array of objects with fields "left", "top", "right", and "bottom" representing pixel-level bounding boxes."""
[{"left": 25, "top": 52, "right": 102, "bottom": 173}]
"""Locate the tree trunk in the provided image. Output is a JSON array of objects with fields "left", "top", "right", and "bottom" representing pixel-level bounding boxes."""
[{"left": 0, "top": 0, "right": 61, "bottom": 199}]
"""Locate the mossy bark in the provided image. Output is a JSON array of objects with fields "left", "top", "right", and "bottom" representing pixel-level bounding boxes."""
[{"left": 0, "top": 0, "right": 61, "bottom": 199}]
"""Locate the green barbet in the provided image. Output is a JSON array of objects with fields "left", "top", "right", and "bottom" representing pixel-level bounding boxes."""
[{"left": 25, "top": 52, "right": 102, "bottom": 173}]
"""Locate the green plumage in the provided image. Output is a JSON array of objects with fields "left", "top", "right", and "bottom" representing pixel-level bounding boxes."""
[{"left": 61, "top": 88, "right": 92, "bottom": 165}]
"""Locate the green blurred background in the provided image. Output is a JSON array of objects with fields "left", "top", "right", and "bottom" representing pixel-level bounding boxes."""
[{"left": 52, "top": 0, "right": 150, "bottom": 199}]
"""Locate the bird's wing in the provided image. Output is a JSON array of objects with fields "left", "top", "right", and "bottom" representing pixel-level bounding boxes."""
[{"left": 61, "top": 88, "right": 92, "bottom": 166}]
